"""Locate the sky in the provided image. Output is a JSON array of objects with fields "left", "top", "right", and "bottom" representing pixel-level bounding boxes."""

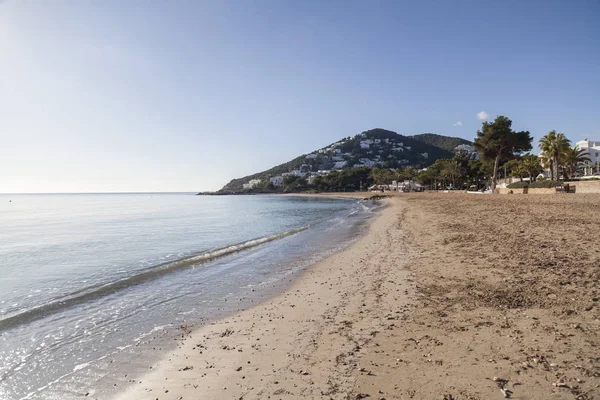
[{"left": 1, "top": 0, "right": 599, "bottom": 193}]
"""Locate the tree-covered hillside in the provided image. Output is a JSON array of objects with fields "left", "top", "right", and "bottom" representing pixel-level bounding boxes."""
[
  {"left": 218, "top": 128, "right": 461, "bottom": 192},
  {"left": 410, "top": 133, "right": 471, "bottom": 153}
]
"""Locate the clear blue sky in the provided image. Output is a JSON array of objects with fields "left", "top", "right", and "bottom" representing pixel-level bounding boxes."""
[{"left": 1, "top": 0, "right": 598, "bottom": 193}]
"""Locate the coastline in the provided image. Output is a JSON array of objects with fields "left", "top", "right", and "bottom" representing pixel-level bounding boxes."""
[
  {"left": 113, "top": 196, "right": 403, "bottom": 400},
  {"left": 2, "top": 194, "right": 374, "bottom": 400},
  {"left": 113, "top": 193, "right": 600, "bottom": 400}
]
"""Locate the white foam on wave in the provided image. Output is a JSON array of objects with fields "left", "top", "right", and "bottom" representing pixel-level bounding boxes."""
[
  {"left": 73, "top": 362, "right": 89, "bottom": 372},
  {"left": 134, "top": 324, "right": 170, "bottom": 342}
]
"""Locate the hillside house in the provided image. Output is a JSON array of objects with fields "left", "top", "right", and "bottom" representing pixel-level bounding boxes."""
[
  {"left": 243, "top": 179, "right": 262, "bottom": 190},
  {"left": 283, "top": 170, "right": 305, "bottom": 177},
  {"left": 299, "top": 164, "right": 312, "bottom": 174},
  {"left": 269, "top": 176, "right": 283, "bottom": 187},
  {"left": 359, "top": 158, "right": 376, "bottom": 168},
  {"left": 333, "top": 161, "right": 348, "bottom": 170},
  {"left": 455, "top": 144, "right": 479, "bottom": 160}
]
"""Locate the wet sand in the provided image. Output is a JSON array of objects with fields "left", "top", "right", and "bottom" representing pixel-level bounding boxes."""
[{"left": 114, "top": 193, "right": 600, "bottom": 400}]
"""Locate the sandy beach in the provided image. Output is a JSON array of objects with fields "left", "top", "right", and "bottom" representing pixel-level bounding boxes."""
[{"left": 114, "top": 193, "right": 600, "bottom": 400}]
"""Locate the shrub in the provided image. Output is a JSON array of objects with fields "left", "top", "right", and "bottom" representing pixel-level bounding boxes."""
[
  {"left": 507, "top": 181, "right": 529, "bottom": 189},
  {"left": 528, "top": 180, "right": 563, "bottom": 188}
]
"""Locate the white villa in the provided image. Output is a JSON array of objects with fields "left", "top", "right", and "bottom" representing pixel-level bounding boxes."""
[
  {"left": 576, "top": 139, "right": 600, "bottom": 176},
  {"left": 283, "top": 170, "right": 304, "bottom": 177},
  {"left": 359, "top": 158, "right": 377, "bottom": 167},
  {"left": 242, "top": 179, "right": 262, "bottom": 190},
  {"left": 269, "top": 176, "right": 283, "bottom": 187},
  {"left": 455, "top": 144, "right": 479, "bottom": 160},
  {"left": 333, "top": 161, "right": 348, "bottom": 170}
]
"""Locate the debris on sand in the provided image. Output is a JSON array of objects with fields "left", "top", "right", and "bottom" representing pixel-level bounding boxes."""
[
  {"left": 220, "top": 328, "right": 234, "bottom": 337},
  {"left": 492, "top": 377, "right": 512, "bottom": 398}
]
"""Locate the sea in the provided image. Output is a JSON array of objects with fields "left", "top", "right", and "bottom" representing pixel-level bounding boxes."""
[{"left": 0, "top": 193, "right": 378, "bottom": 400}]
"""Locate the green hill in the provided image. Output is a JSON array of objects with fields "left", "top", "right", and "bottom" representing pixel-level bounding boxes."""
[
  {"left": 218, "top": 129, "right": 469, "bottom": 192},
  {"left": 410, "top": 133, "right": 471, "bottom": 153}
]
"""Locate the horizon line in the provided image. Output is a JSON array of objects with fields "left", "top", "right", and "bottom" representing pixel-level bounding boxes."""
[{"left": 0, "top": 191, "right": 200, "bottom": 195}]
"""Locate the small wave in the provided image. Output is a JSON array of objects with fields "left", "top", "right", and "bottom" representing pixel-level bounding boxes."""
[
  {"left": 73, "top": 362, "right": 89, "bottom": 372},
  {"left": 0, "top": 225, "right": 310, "bottom": 332}
]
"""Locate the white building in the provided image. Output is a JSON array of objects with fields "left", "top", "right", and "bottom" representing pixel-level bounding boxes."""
[
  {"left": 333, "top": 161, "right": 348, "bottom": 170},
  {"left": 269, "top": 176, "right": 283, "bottom": 187},
  {"left": 359, "top": 158, "right": 376, "bottom": 167},
  {"left": 576, "top": 139, "right": 600, "bottom": 175},
  {"left": 360, "top": 142, "right": 370, "bottom": 149},
  {"left": 306, "top": 153, "right": 318, "bottom": 159},
  {"left": 455, "top": 144, "right": 475, "bottom": 152},
  {"left": 243, "top": 179, "right": 262, "bottom": 190},
  {"left": 299, "top": 164, "right": 312, "bottom": 174},
  {"left": 454, "top": 144, "right": 479, "bottom": 160},
  {"left": 283, "top": 170, "right": 305, "bottom": 177}
]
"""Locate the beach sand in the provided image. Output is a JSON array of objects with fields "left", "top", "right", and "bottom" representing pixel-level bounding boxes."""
[{"left": 114, "top": 193, "right": 600, "bottom": 400}]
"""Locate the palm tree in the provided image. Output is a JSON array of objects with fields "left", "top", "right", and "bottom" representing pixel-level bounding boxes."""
[
  {"left": 539, "top": 130, "right": 571, "bottom": 180},
  {"left": 512, "top": 163, "right": 526, "bottom": 182},
  {"left": 520, "top": 153, "right": 544, "bottom": 182},
  {"left": 562, "top": 147, "right": 591, "bottom": 179}
]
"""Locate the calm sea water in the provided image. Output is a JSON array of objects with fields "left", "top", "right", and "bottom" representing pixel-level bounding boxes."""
[{"left": 0, "top": 193, "right": 375, "bottom": 400}]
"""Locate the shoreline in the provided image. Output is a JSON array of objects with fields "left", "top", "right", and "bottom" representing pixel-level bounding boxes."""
[
  {"left": 112, "top": 196, "right": 403, "bottom": 400},
  {"left": 2, "top": 194, "right": 375, "bottom": 400},
  {"left": 112, "top": 193, "right": 600, "bottom": 400}
]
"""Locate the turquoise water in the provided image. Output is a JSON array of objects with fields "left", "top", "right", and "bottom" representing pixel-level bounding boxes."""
[{"left": 0, "top": 193, "right": 375, "bottom": 399}]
